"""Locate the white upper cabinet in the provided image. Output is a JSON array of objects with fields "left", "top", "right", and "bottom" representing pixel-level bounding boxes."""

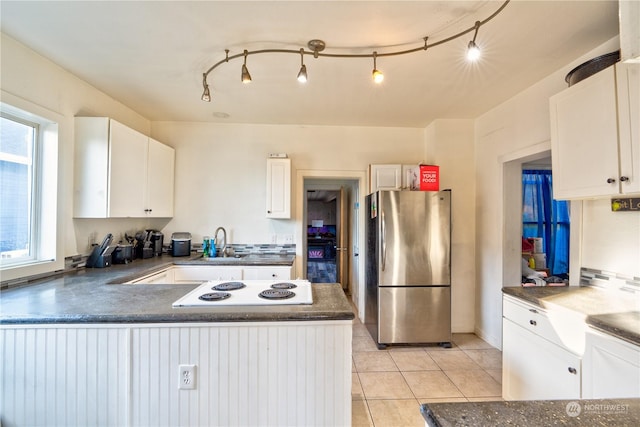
[
  {"left": 146, "top": 138, "right": 175, "bottom": 217},
  {"left": 266, "top": 158, "right": 291, "bottom": 218},
  {"left": 74, "top": 117, "right": 175, "bottom": 218},
  {"left": 369, "top": 164, "right": 402, "bottom": 193},
  {"left": 550, "top": 63, "right": 640, "bottom": 199}
]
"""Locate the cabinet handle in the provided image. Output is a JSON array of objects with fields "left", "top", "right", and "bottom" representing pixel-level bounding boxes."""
[
  {"left": 620, "top": 176, "right": 629, "bottom": 182},
  {"left": 529, "top": 320, "right": 537, "bottom": 326},
  {"left": 528, "top": 308, "right": 538, "bottom": 314},
  {"left": 568, "top": 367, "right": 577, "bottom": 375},
  {"left": 267, "top": 210, "right": 271, "bottom": 214},
  {"left": 607, "top": 178, "right": 616, "bottom": 184},
  {"left": 272, "top": 273, "right": 277, "bottom": 278}
]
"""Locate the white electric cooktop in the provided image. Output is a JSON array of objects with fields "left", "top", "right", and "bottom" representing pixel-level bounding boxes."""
[{"left": 172, "top": 279, "right": 313, "bottom": 307}]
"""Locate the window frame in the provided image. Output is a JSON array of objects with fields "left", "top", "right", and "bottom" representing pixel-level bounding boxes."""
[
  {"left": 0, "top": 92, "right": 62, "bottom": 281},
  {"left": 0, "top": 111, "right": 41, "bottom": 265}
]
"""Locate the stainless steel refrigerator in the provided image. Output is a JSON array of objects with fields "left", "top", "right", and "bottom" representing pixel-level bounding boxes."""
[{"left": 364, "top": 190, "right": 451, "bottom": 348}]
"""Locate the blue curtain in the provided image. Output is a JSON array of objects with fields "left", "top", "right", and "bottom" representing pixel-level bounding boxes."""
[{"left": 522, "top": 170, "right": 570, "bottom": 275}]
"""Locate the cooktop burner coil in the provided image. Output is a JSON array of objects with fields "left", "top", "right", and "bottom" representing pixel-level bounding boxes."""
[
  {"left": 270, "top": 282, "right": 297, "bottom": 289},
  {"left": 199, "top": 292, "right": 232, "bottom": 301},
  {"left": 259, "top": 289, "right": 296, "bottom": 300},
  {"left": 212, "top": 281, "right": 246, "bottom": 291}
]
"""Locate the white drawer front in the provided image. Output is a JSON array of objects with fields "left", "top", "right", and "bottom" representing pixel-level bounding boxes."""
[{"left": 503, "top": 295, "right": 585, "bottom": 355}]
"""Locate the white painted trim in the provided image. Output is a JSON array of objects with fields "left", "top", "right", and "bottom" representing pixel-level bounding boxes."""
[{"left": 296, "top": 169, "right": 367, "bottom": 320}]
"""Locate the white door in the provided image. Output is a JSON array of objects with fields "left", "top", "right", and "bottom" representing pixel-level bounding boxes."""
[
  {"left": 146, "top": 138, "right": 175, "bottom": 217},
  {"left": 108, "top": 120, "right": 148, "bottom": 217}
]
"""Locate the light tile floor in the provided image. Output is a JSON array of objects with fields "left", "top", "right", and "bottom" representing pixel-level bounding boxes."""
[{"left": 351, "top": 314, "right": 503, "bottom": 426}]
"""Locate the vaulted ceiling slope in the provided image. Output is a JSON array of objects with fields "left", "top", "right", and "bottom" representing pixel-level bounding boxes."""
[{"left": 0, "top": 1, "right": 619, "bottom": 128}]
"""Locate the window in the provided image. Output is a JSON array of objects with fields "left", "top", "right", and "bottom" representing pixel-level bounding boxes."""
[
  {"left": 0, "top": 100, "right": 58, "bottom": 273},
  {"left": 1, "top": 113, "right": 38, "bottom": 263},
  {"left": 522, "top": 169, "right": 570, "bottom": 276}
]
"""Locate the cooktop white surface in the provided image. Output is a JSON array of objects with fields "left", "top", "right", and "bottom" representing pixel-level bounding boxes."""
[{"left": 172, "top": 279, "right": 313, "bottom": 307}]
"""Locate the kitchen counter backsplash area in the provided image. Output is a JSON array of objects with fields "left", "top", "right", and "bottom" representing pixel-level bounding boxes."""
[
  {"left": 193, "top": 243, "right": 296, "bottom": 256},
  {"left": 580, "top": 267, "right": 640, "bottom": 294}
]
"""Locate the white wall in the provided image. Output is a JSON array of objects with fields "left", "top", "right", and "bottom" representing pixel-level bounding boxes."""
[
  {"left": 473, "top": 37, "right": 632, "bottom": 349},
  {"left": 424, "top": 119, "right": 476, "bottom": 332},
  {"left": 0, "top": 34, "right": 158, "bottom": 260},
  {"left": 150, "top": 121, "right": 424, "bottom": 244}
]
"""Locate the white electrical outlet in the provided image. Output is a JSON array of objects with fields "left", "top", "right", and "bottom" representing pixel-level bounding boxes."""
[
  {"left": 284, "top": 234, "right": 294, "bottom": 244},
  {"left": 271, "top": 234, "right": 278, "bottom": 244},
  {"left": 178, "top": 364, "right": 196, "bottom": 390}
]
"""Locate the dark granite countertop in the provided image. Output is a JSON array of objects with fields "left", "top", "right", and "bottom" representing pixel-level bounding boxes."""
[
  {"left": 421, "top": 399, "right": 640, "bottom": 426},
  {"left": 502, "top": 286, "right": 640, "bottom": 346},
  {"left": 0, "top": 255, "right": 354, "bottom": 324}
]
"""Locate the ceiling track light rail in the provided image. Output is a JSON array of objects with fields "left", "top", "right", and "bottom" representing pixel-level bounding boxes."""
[{"left": 201, "top": 0, "right": 510, "bottom": 101}]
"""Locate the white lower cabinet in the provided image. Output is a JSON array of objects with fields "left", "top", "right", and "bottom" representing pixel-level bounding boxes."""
[
  {"left": 242, "top": 266, "right": 293, "bottom": 280},
  {"left": 502, "top": 296, "right": 581, "bottom": 400},
  {"left": 172, "top": 266, "right": 243, "bottom": 283},
  {"left": 582, "top": 327, "right": 640, "bottom": 398},
  {"left": 127, "top": 265, "right": 293, "bottom": 284}
]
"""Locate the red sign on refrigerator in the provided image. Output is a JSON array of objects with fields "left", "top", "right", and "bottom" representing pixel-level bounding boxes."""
[{"left": 419, "top": 165, "right": 439, "bottom": 191}]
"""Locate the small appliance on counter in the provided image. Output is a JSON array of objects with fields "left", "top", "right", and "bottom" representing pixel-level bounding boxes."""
[
  {"left": 134, "top": 231, "right": 154, "bottom": 259},
  {"left": 85, "top": 233, "right": 115, "bottom": 268},
  {"left": 112, "top": 243, "right": 133, "bottom": 264},
  {"left": 171, "top": 232, "right": 191, "bottom": 257},
  {"left": 147, "top": 229, "right": 164, "bottom": 257}
]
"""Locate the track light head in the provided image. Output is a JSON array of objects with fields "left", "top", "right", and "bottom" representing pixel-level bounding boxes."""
[
  {"left": 372, "top": 52, "right": 384, "bottom": 84},
  {"left": 466, "top": 21, "right": 482, "bottom": 61},
  {"left": 241, "top": 50, "right": 252, "bottom": 83},
  {"left": 297, "top": 48, "right": 308, "bottom": 83},
  {"left": 201, "top": 73, "right": 211, "bottom": 102}
]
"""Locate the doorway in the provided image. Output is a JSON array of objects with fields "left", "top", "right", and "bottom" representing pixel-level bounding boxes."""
[{"left": 304, "top": 180, "right": 356, "bottom": 292}]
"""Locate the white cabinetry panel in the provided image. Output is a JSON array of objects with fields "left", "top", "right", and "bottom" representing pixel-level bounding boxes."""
[
  {"left": 583, "top": 327, "right": 640, "bottom": 398},
  {"left": 369, "top": 164, "right": 402, "bottom": 192},
  {"left": 74, "top": 117, "right": 175, "bottom": 218},
  {"left": 550, "top": 63, "right": 640, "bottom": 199},
  {"left": 242, "top": 266, "right": 293, "bottom": 280},
  {"left": 0, "top": 326, "right": 129, "bottom": 426},
  {"left": 266, "top": 158, "right": 291, "bottom": 218},
  {"left": 502, "top": 296, "right": 582, "bottom": 400}
]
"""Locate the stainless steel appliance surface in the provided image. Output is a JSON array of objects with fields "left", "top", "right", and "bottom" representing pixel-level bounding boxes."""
[
  {"left": 364, "top": 190, "right": 452, "bottom": 348},
  {"left": 172, "top": 279, "right": 313, "bottom": 307}
]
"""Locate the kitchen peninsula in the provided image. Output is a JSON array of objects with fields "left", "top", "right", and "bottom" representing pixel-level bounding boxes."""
[{"left": 0, "top": 256, "right": 354, "bottom": 426}]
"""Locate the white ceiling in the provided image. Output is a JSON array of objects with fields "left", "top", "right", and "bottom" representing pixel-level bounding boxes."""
[{"left": 0, "top": 1, "right": 619, "bottom": 128}]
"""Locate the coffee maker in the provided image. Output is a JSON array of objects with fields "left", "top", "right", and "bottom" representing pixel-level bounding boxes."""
[{"left": 147, "top": 230, "right": 164, "bottom": 256}]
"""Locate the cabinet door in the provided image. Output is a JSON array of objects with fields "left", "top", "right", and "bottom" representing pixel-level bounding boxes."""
[
  {"left": 146, "top": 138, "right": 175, "bottom": 217},
  {"left": 370, "top": 164, "right": 401, "bottom": 192},
  {"left": 617, "top": 63, "right": 640, "bottom": 194},
  {"left": 74, "top": 117, "right": 110, "bottom": 217},
  {"left": 502, "top": 319, "right": 581, "bottom": 400},
  {"left": 550, "top": 66, "right": 620, "bottom": 199},
  {"left": 108, "top": 120, "right": 148, "bottom": 217},
  {"left": 243, "top": 267, "right": 292, "bottom": 280},
  {"left": 173, "top": 266, "right": 243, "bottom": 282},
  {"left": 583, "top": 328, "right": 640, "bottom": 398},
  {"left": 266, "top": 159, "right": 291, "bottom": 218}
]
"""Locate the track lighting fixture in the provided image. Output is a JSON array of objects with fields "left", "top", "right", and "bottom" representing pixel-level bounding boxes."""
[
  {"left": 297, "top": 48, "right": 308, "bottom": 83},
  {"left": 199, "top": 0, "right": 510, "bottom": 102},
  {"left": 241, "top": 50, "right": 252, "bottom": 83},
  {"left": 372, "top": 52, "right": 384, "bottom": 84},
  {"left": 201, "top": 73, "right": 211, "bottom": 102},
  {"left": 467, "top": 21, "right": 482, "bottom": 61}
]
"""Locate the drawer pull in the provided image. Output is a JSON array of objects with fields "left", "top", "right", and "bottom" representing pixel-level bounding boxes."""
[
  {"left": 568, "top": 367, "right": 577, "bottom": 375},
  {"left": 529, "top": 320, "right": 537, "bottom": 326},
  {"left": 528, "top": 308, "right": 538, "bottom": 314}
]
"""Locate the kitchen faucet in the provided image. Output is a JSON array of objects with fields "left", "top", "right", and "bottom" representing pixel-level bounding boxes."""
[{"left": 214, "top": 227, "right": 227, "bottom": 257}]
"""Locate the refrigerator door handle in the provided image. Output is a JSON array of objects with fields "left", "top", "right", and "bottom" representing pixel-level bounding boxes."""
[{"left": 381, "top": 211, "right": 386, "bottom": 271}]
